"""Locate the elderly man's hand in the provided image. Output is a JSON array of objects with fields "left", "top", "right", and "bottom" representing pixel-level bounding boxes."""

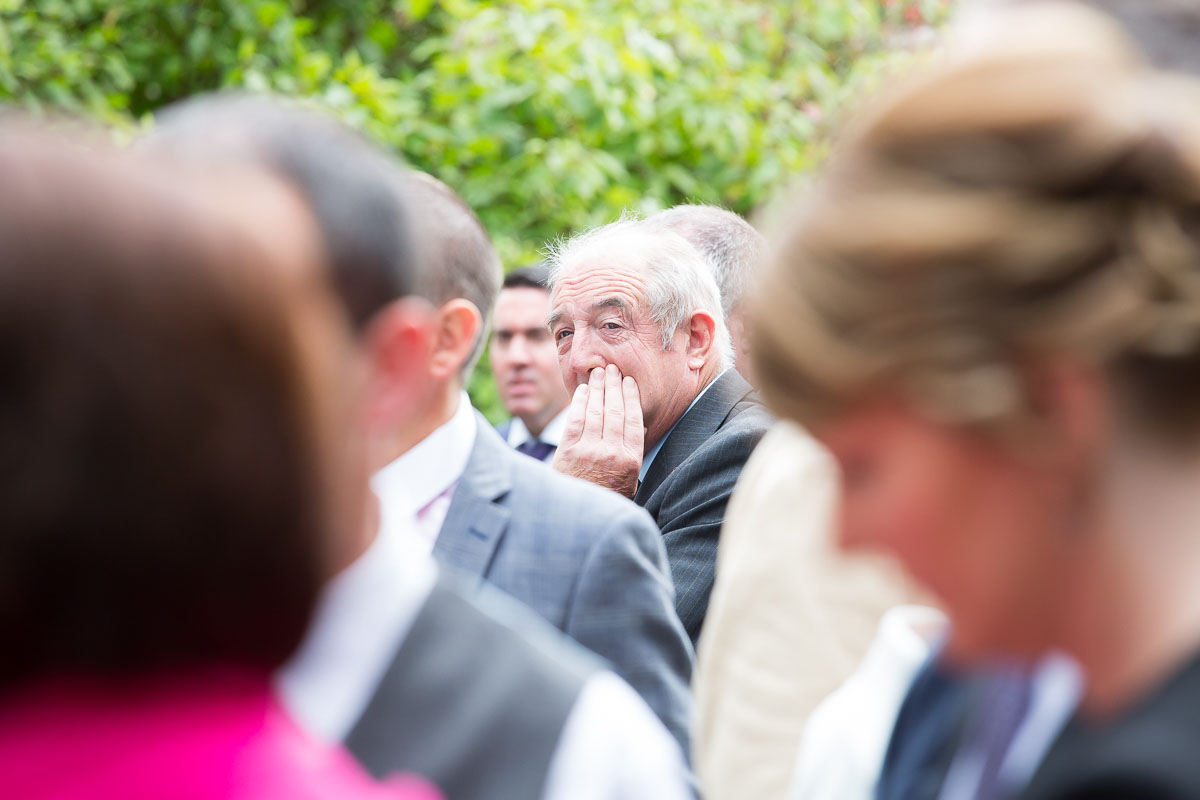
[{"left": 551, "top": 364, "right": 644, "bottom": 498}]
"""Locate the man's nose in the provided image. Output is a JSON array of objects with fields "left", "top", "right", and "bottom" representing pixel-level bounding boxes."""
[
  {"left": 509, "top": 335, "right": 534, "bottom": 365},
  {"left": 567, "top": 328, "right": 606, "bottom": 377}
]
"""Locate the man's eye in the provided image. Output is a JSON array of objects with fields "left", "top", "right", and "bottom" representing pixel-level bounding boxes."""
[
  {"left": 601, "top": 322, "right": 622, "bottom": 331},
  {"left": 555, "top": 329, "right": 573, "bottom": 342}
]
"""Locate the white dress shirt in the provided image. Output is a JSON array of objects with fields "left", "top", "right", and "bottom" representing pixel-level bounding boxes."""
[
  {"left": 787, "top": 605, "right": 947, "bottom": 800},
  {"left": 937, "top": 653, "right": 1082, "bottom": 800},
  {"left": 371, "top": 392, "right": 477, "bottom": 554},
  {"left": 786, "top": 606, "right": 1081, "bottom": 800},
  {"left": 506, "top": 407, "right": 568, "bottom": 450},
  {"left": 545, "top": 672, "right": 693, "bottom": 800},
  {"left": 277, "top": 517, "right": 693, "bottom": 800}
]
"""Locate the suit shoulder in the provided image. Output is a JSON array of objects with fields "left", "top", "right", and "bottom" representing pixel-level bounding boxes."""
[
  {"left": 433, "top": 569, "right": 602, "bottom": 680},
  {"left": 722, "top": 396, "right": 774, "bottom": 439},
  {"left": 1027, "top": 656, "right": 1200, "bottom": 800},
  {"left": 681, "top": 399, "right": 771, "bottom": 472}
]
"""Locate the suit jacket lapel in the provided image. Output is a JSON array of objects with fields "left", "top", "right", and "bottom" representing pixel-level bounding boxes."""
[
  {"left": 635, "top": 370, "right": 754, "bottom": 504},
  {"left": 433, "top": 415, "right": 514, "bottom": 582}
]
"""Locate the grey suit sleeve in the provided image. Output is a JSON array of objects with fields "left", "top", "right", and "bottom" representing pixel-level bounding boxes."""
[
  {"left": 563, "top": 501, "right": 695, "bottom": 763},
  {"left": 657, "top": 424, "right": 765, "bottom": 644}
]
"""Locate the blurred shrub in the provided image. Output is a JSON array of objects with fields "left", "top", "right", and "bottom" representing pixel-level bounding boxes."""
[{"left": 0, "top": 0, "right": 950, "bottom": 418}]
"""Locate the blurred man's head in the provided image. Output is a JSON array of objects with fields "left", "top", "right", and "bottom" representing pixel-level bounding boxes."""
[
  {"left": 362, "top": 170, "right": 502, "bottom": 452},
  {"left": 644, "top": 205, "right": 765, "bottom": 379},
  {"left": 149, "top": 94, "right": 416, "bottom": 330},
  {"left": 548, "top": 219, "right": 731, "bottom": 448},
  {"left": 490, "top": 265, "right": 570, "bottom": 438},
  {"left": 149, "top": 96, "right": 502, "bottom": 469},
  {"left": 145, "top": 93, "right": 433, "bottom": 557},
  {"left": 1, "top": 123, "right": 355, "bottom": 686}
]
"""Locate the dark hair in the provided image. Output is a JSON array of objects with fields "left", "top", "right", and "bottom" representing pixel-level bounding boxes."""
[
  {"left": 148, "top": 94, "right": 415, "bottom": 330},
  {"left": 0, "top": 128, "right": 327, "bottom": 686},
  {"left": 502, "top": 263, "right": 551, "bottom": 291},
  {"left": 396, "top": 170, "right": 502, "bottom": 374}
]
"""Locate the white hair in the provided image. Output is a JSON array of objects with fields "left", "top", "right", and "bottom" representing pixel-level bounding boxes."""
[
  {"left": 643, "top": 204, "right": 765, "bottom": 320},
  {"left": 547, "top": 216, "right": 733, "bottom": 369}
]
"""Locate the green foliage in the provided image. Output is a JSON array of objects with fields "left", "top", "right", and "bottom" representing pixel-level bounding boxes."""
[{"left": 1, "top": 0, "right": 950, "bottom": 418}]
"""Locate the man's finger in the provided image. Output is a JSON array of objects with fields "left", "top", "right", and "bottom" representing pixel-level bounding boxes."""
[
  {"left": 582, "top": 366, "right": 606, "bottom": 438},
  {"left": 603, "top": 363, "right": 625, "bottom": 439},
  {"left": 560, "top": 383, "right": 589, "bottom": 446},
  {"left": 622, "top": 375, "right": 644, "bottom": 457}
]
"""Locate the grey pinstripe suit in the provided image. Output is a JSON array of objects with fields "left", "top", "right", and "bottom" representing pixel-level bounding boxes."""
[
  {"left": 635, "top": 370, "right": 773, "bottom": 645},
  {"left": 434, "top": 417, "right": 694, "bottom": 760}
]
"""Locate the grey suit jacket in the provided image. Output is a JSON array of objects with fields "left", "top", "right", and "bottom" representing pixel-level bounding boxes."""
[
  {"left": 346, "top": 571, "right": 596, "bottom": 800},
  {"left": 634, "top": 370, "right": 773, "bottom": 644},
  {"left": 435, "top": 417, "right": 695, "bottom": 760}
]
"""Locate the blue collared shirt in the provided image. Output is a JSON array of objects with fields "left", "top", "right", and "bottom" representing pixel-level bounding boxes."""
[{"left": 639, "top": 370, "right": 727, "bottom": 484}]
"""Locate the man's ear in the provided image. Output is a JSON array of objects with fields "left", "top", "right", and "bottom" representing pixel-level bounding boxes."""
[
  {"left": 360, "top": 297, "right": 436, "bottom": 426},
  {"left": 1023, "top": 357, "right": 1107, "bottom": 472},
  {"left": 429, "top": 298, "right": 483, "bottom": 380},
  {"left": 684, "top": 309, "right": 718, "bottom": 370}
]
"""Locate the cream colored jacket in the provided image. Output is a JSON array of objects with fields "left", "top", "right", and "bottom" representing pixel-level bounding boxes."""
[{"left": 693, "top": 421, "right": 929, "bottom": 800}]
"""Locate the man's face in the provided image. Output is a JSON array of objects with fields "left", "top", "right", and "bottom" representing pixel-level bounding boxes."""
[
  {"left": 491, "top": 286, "right": 569, "bottom": 429},
  {"left": 549, "top": 254, "right": 697, "bottom": 447},
  {"left": 815, "top": 398, "right": 1068, "bottom": 665}
]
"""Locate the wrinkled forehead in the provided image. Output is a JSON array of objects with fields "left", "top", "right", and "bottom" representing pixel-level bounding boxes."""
[{"left": 550, "top": 251, "right": 650, "bottom": 313}]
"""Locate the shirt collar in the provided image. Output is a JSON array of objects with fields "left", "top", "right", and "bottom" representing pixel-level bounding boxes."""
[
  {"left": 371, "top": 391, "right": 477, "bottom": 519},
  {"left": 639, "top": 370, "right": 727, "bottom": 483},
  {"left": 507, "top": 407, "right": 569, "bottom": 449}
]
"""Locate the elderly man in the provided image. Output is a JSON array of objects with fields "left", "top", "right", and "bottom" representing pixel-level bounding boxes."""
[
  {"left": 644, "top": 205, "right": 765, "bottom": 380},
  {"left": 491, "top": 264, "right": 571, "bottom": 461},
  {"left": 148, "top": 96, "right": 692, "bottom": 800},
  {"left": 547, "top": 219, "right": 773, "bottom": 643},
  {"left": 370, "top": 171, "right": 694, "bottom": 762}
]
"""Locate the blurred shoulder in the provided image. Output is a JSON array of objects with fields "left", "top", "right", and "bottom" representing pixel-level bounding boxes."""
[{"left": 1025, "top": 651, "right": 1200, "bottom": 800}]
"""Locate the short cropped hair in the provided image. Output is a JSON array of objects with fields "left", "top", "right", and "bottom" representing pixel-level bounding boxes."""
[
  {"left": 548, "top": 218, "right": 733, "bottom": 368},
  {"left": 0, "top": 129, "right": 327, "bottom": 686},
  {"left": 148, "top": 93, "right": 415, "bottom": 330},
  {"left": 644, "top": 204, "right": 765, "bottom": 320},
  {"left": 396, "top": 171, "right": 502, "bottom": 376},
  {"left": 502, "top": 263, "right": 552, "bottom": 291}
]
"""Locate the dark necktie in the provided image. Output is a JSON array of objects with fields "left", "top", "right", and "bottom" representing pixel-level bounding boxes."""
[
  {"left": 969, "top": 668, "right": 1035, "bottom": 800},
  {"left": 516, "top": 439, "right": 555, "bottom": 461}
]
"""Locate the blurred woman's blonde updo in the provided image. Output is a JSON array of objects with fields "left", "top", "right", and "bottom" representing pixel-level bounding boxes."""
[{"left": 754, "top": 4, "right": 1200, "bottom": 448}]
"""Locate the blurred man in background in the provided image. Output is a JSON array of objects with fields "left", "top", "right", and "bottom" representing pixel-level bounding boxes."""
[
  {"left": 491, "top": 264, "right": 571, "bottom": 462},
  {"left": 644, "top": 205, "right": 765, "bottom": 381}
]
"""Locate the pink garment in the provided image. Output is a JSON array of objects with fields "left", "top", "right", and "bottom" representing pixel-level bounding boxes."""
[{"left": 0, "top": 668, "right": 440, "bottom": 800}]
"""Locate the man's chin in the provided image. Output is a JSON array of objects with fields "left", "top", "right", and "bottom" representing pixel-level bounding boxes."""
[{"left": 503, "top": 400, "right": 540, "bottom": 418}]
